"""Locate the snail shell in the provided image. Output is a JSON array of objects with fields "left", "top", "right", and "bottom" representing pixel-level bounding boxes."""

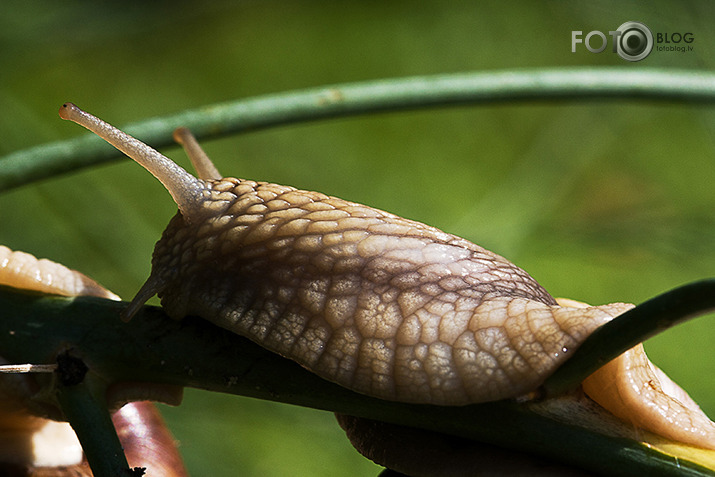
[
  {"left": 0, "top": 246, "right": 110, "bottom": 470},
  {"left": 59, "top": 103, "right": 715, "bottom": 449},
  {"left": 0, "top": 245, "right": 119, "bottom": 301},
  {"left": 0, "top": 246, "right": 187, "bottom": 476}
]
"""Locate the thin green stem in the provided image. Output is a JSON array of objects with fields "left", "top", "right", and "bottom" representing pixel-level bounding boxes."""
[
  {"left": 541, "top": 279, "right": 715, "bottom": 397},
  {"left": 56, "top": 374, "right": 133, "bottom": 477},
  {"left": 1, "top": 67, "right": 714, "bottom": 191}
]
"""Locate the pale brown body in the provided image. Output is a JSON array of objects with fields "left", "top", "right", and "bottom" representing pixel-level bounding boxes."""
[
  {"left": 59, "top": 102, "right": 715, "bottom": 450},
  {"left": 144, "top": 177, "right": 631, "bottom": 405}
]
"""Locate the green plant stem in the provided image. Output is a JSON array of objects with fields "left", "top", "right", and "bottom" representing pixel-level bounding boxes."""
[
  {"left": 56, "top": 376, "right": 132, "bottom": 477},
  {"left": 1, "top": 68, "right": 714, "bottom": 191},
  {"left": 542, "top": 278, "right": 715, "bottom": 397},
  {"left": 0, "top": 284, "right": 713, "bottom": 476}
]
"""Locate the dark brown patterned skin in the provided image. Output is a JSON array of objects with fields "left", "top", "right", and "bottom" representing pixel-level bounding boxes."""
[
  {"left": 58, "top": 102, "right": 632, "bottom": 406},
  {"left": 58, "top": 102, "right": 715, "bottom": 453},
  {"left": 144, "top": 178, "right": 630, "bottom": 405}
]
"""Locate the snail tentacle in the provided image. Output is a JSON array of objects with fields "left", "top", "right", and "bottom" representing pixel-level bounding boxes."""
[
  {"left": 121, "top": 272, "right": 166, "bottom": 322},
  {"left": 173, "top": 126, "right": 222, "bottom": 181},
  {"left": 59, "top": 103, "right": 210, "bottom": 224}
]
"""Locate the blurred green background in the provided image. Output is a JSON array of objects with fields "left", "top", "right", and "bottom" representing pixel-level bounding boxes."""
[{"left": 1, "top": 1, "right": 714, "bottom": 475}]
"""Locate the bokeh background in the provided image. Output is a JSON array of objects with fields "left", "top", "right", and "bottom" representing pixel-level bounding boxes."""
[{"left": 1, "top": 1, "right": 714, "bottom": 475}]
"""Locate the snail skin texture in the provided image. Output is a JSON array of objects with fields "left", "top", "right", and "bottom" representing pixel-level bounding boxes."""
[{"left": 59, "top": 102, "right": 715, "bottom": 450}]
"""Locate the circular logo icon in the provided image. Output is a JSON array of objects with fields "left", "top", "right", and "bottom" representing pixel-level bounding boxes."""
[{"left": 615, "top": 21, "right": 653, "bottom": 61}]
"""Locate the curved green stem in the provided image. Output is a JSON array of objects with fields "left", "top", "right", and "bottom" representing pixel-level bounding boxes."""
[
  {"left": 542, "top": 278, "right": 715, "bottom": 397},
  {"left": 1, "top": 68, "right": 714, "bottom": 191}
]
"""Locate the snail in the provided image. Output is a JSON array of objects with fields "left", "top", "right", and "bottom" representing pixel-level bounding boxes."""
[
  {"left": 0, "top": 245, "right": 119, "bottom": 302},
  {"left": 0, "top": 245, "right": 188, "bottom": 476},
  {"left": 58, "top": 103, "right": 715, "bottom": 454}
]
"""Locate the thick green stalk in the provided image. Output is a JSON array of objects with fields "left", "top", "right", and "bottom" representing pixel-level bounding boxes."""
[{"left": 0, "top": 284, "right": 713, "bottom": 476}]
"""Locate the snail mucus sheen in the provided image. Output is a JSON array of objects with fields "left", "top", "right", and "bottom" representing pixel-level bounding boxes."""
[{"left": 59, "top": 103, "right": 715, "bottom": 451}]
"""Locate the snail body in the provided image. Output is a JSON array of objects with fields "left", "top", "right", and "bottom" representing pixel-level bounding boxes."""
[
  {"left": 138, "top": 177, "right": 632, "bottom": 406},
  {"left": 59, "top": 103, "right": 715, "bottom": 449}
]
